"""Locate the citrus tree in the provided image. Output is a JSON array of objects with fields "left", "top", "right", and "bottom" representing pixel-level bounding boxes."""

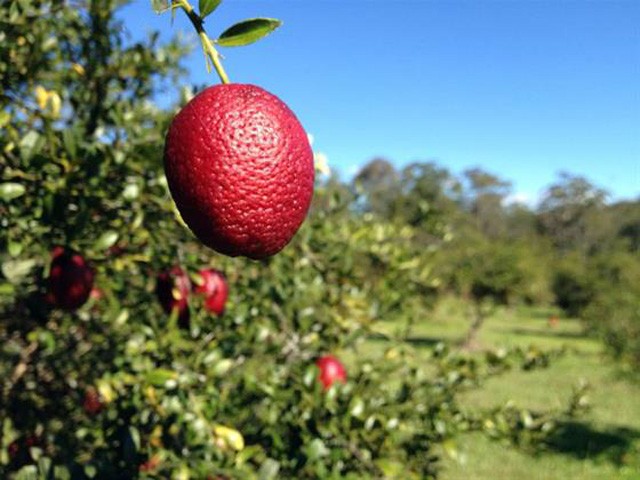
[{"left": 1, "top": 1, "right": 586, "bottom": 478}]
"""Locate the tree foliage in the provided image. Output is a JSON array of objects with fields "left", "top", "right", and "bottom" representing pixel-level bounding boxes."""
[
  {"left": 0, "top": 2, "right": 590, "bottom": 479},
  {"left": 0, "top": 1, "right": 629, "bottom": 479}
]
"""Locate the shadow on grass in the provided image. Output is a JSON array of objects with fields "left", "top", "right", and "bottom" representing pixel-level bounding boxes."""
[
  {"left": 509, "top": 327, "right": 588, "bottom": 340},
  {"left": 367, "top": 332, "right": 445, "bottom": 348},
  {"left": 545, "top": 421, "right": 640, "bottom": 466},
  {"left": 521, "top": 308, "right": 559, "bottom": 321}
]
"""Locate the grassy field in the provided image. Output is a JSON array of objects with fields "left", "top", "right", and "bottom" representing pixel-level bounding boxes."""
[{"left": 370, "top": 298, "right": 640, "bottom": 480}]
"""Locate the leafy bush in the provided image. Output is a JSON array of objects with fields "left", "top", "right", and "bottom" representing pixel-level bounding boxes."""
[
  {"left": 551, "top": 264, "right": 596, "bottom": 318},
  {"left": 581, "top": 251, "right": 640, "bottom": 367},
  {"left": 584, "top": 289, "right": 640, "bottom": 367}
]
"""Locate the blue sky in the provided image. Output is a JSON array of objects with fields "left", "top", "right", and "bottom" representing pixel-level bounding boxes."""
[{"left": 120, "top": 1, "right": 639, "bottom": 204}]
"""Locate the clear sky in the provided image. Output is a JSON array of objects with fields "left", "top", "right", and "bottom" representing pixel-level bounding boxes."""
[{"left": 119, "top": 1, "right": 640, "bottom": 204}]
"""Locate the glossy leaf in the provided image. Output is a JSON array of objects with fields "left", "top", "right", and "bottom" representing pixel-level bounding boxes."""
[
  {"left": 217, "top": 18, "right": 282, "bottom": 47},
  {"left": 199, "top": 0, "right": 222, "bottom": 19},
  {"left": 94, "top": 230, "right": 119, "bottom": 250},
  {"left": 1, "top": 258, "right": 36, "bottom": 284},
  {"left": 0, "top": 182, "right": 26, "bottom": 201}
]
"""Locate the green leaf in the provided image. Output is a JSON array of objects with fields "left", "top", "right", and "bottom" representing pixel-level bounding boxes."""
[
  {"left": 199, "top": 0, "right": 222, "bottom": 19},
  {"left": 349, "top": 397, "right": 365, "bottom": 418},
  {"left": 0, "top": 283, "right": 16, "bottom": 296},
  {"left": 122, "top": 183, "right": 140, "bottom": 200},
  {"left": 62, "top": 128, "right": 77, "bottom": 159},
  {"left": 13, "top": 465, "right": 38, "bottom": 480},
  {"left": 19, "top": 130, "right": 43, "bottom": 161},
  {"left": 150, "top": 0, "right": 170, "bottom": 13},
  {"left": 375, "top": 458, "right": 405, "bottom": 478},
  {"left": 128, "top": 426, "right": 141, "bottom": 450},
  {"left": 0, "top": 182, "right": 26, "bottom": 201},
  {"left": 305, "top": 438, "right": 329, "bottom": 461},
  {"left": 94, "top": 230, "right": 119, "bottom": 250},
  {"left": 1, "top": 258, "right": 36, "bottom": 284},
  {"left": 8, "top": 241, "right": 23, "bottom": 257},
  {"left": 213, "top": 358, "right": 234, "bottom": 376},
  {"left": 146, "top": 368, "right": 178, "bottom": 387},
  {"left": 258, "top": 459, "right": 280, "bottom": 480},
  {"left": 303, "top": 365, "right": 317, "bottom": 387},
  {"left": 37, "top": 455, "right": 52, "bottom": 475},
  {"left": 217, "top": 18, "right": 282, "bottom": 47},
  {"left": 235, "top": 445, "right": 262, "bottom": 466},
  {"left": 0, "top": 110, "right": 10, "bottom": 129}
]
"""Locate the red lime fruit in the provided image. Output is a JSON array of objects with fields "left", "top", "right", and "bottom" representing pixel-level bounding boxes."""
[
  {"left": 47, "top": 246, "right": 94, "bottom": 311},
  {"left": 155, "top": 266, "right": 191, "bottom": 329},
  {"left": 316, "top": 355, "right": 347, "bottom": 390},
  {"left": 83, "top": 387, "right": 103, "bottom": 415},
  {"left": 193, "top": 268, "right": 228, "bottom": 316},
  {"left": 163, "top": 84, "right": 314, "bottom": 259}
]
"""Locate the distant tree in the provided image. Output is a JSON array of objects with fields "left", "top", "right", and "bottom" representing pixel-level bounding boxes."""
[
  {"left": 537, "top": 173, "right": 608, "bottom": 252},
  {"left": 619, "top": 220, "right": 640, "bottom": 252},
  {"left": 439, "top": 238, "right": 525, "bottom": 349},
  {"left": 611, "top": 199, "right": 640, "bottom": 252},
  {"left": 352, "top": 158, "right": 400, "bottom": 217},
  {"left": 394, "top": 161, "right": 461, "bottom": 241},
  {"left": 462, "top": 168, "right": 512, "bottom": 239},
  {"left": 505, "top": 202, "right": 538, "bottom": 240}
]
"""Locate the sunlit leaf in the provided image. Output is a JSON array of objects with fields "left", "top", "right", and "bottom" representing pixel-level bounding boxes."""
[
  {"left": 217, "top": 18, "right": 282, "bottom": 47},
  {"left": 94, "top": 230, "right": 119, "bottom": 250},
  {"left": 0, "top": 182, "right": 26, "bottom": 201},
  {"left": 199, "top": 0, "right": 222, "bottom": 19}
]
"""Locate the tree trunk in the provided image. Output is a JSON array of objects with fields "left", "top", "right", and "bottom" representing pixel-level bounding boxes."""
[{"left": 461, "top": 301, "right": 485, "bottom": 350}]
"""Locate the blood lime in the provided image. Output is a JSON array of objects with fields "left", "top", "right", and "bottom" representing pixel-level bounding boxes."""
[
  {"left": 193, "top": 268, "right": 228, "bottom": 316},
  {"left": 47, "top": 246, "right": 94, "bottom": 311},
  {"left": 163, "top": 84, "right": 314, "bottom": 259},
  {"left": 316, "top": 355, "right": 347, "bottom": 390},
  {"left": 155, "top": 266, "right": 191, "bottom": 329}
]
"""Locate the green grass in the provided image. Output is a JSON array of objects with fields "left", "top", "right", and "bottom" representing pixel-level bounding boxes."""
[{"left": 368, "top": 297, "right": 640, "bottom": 480}]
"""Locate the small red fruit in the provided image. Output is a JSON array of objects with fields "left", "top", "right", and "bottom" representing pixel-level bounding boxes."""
[
  {"left": 7, "top": 440, "right": 20, "bottom": 460},
  {"left": 163, "top": 84, "right": 315, "bottom": 259},
  {"left": 83, "top": 387, "right": 103, "bottom": 415},
  {"left": 47, "top": 246, "right": 94, "bottom": 311},
  {"left": 193, "top": 269, "right": 228, "bottom": 316},
  {"left": 139, "top": 454, "right": 161, "bottom": 472},
  {"left": 7, "top": 435, "right": 42, "bottom": 466},
  {"left": 316, "top": 355, "right": 347, "bottom": 390},
  {"left": 155, "top": 266, "right": 191, "bottom": 328}
]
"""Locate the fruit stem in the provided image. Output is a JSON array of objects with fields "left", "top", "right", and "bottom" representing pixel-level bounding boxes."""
[{"left": 176, "top": 0, "right": 230, "bottom": 84}]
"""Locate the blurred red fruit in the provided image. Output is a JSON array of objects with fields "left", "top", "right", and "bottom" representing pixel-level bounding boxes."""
[
  {"left": 107, "top": 244, "right": 126, "bottom": 256},
  {"left": 316, "top": 355, "right": 347, "bottom": 390},
  {"left": 47, "top": 246, "right": 94, "bottom": 311},
  {"left": 155, "top": 266, "right": 191, "bottom": 328},
  {"left": 90, "top": 287, "right": 103, "bottom": 300},
  {"left": 139, "top": 454, "right": 161, "bottom": 472},
  {"left": 83, "top": 387, "right": 103, "bottom": 415},
  {"left": 7, "top": 440, "right": 20, "bottom": 460},
  {"left": 7, "top": 435, "right": 42, "bottom": 466},
  {"left": 193, "top": 269, "right": 228, "bottom": 316}
]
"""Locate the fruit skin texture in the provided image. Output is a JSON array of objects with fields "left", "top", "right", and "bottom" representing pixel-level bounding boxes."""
[
  {"left": 155, "top": 266, "right": 191, "bottom": 329},
  {"left": 193, "top": 268, "right": 228, "bottom": 316},
  {"left": 316, "top": 355, "right": 347, "bottom": 390},
  {"left": 47, "top": 246, "right": 94, "bottom": 311},
  {"left": 163, "top": 84, "right": 315, "bottom": 259}
]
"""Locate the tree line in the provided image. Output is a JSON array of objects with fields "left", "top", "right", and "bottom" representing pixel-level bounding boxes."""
[{"left": 329, "top": 158, "right": 640, "bottom": 359}]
